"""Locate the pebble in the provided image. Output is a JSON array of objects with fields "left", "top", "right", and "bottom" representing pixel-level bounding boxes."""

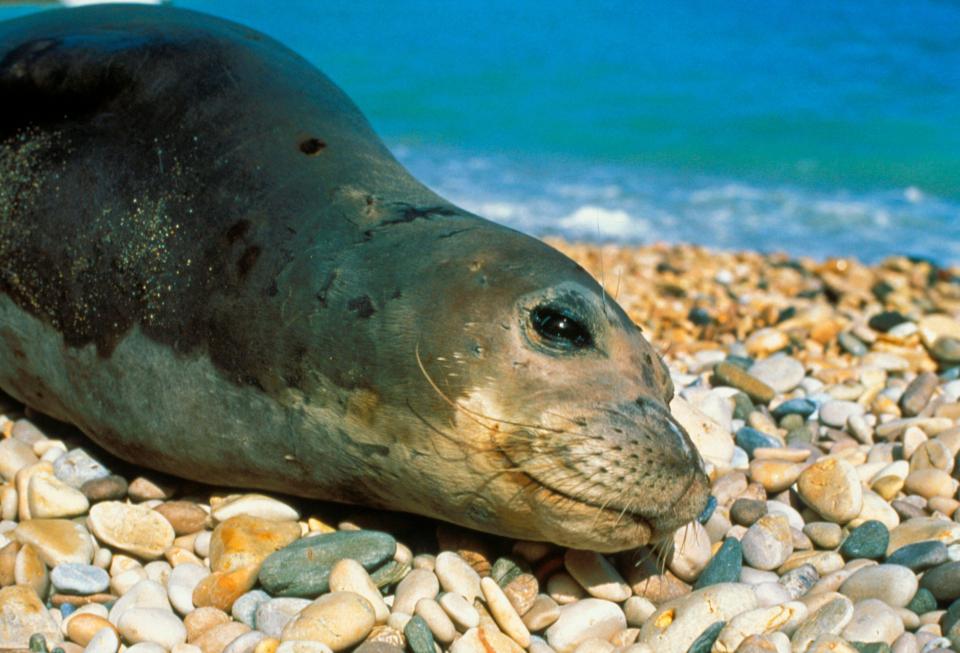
[
  {"left": 451, "top": 626, "right": 523, "bottom": 653},
  {"left": 0, "top": 585, "right": 61, "bottom": 648},
  {"left": 819, "top": 401, "right": 866, "bottom": 429},
  {"left": 741, "top": 514, "right": 794, "bottom": 571},
  {"left": 87, "top": 501, "right": 175, "bottom": 560},
  {"left": 223, "top": 631, "right": 265, "bottom": 653},
  {"left": 918, "top": 561, "right": 960, "bottom": 601},
  {"left": 80, "top": 476, "right": 129, "bottom": 503},
  {"left": 750, "top": 354, "right": 806, "bottom": 393},
  {"left": 52, "top": 449, "right": 110, "bottom": 489},
  {"left": 0, "top": 437, "right": 38, "bottom": 481},
  {"left": 117, "top": 607, "right": 188, "bottom": 649},
  {"left": 888, "top": 541, "right": 949, "bottom": 572},
  {"left": 736, "top": 427, "right": 782, "bottom": 457},
  {"left": 439, "top": 591, "right": 481, "bottom": 630},
  {"left": 259, "top": 530, "right": 396, "bottom": 597},
  {"left": 731, "top": 498, "right": 768, "bottom": 526},
  {"left": 27, "top": 472, "right": 90, "bottom": 519},
  {"left": 804, "top": 522, "right": 843, "bottom": 549},
  {"left": 14, "top": 519, "right": 95, "bottom": 566},
  {"left": 797, "top": 457, "right": 864, "bottom": 524},
  {"left": 392, "top": 568, "right": 440, "bottom": 616},
  {"left": 887, "top": 518, "right": 960, "bottom": 557},
  {"left": 415, "top": 598, "right": 457, "bottom": 645},
  {"left": 210, "top": 494, "right": 299, "bottom": 523},
  {"left": 192, "top": 622, "right": 251, "bottom": 653},
  {"left": 403, "top": 615, "right": 436, "bottom": 653},
  {"left": 713, "top": 602, "right": 807, "bottom": 652},
  {"left": 83, "top": 623, "right": 121, "bottom": 653},
  {"left": 714, "top": 362, "right": 775, "bottom": 404},
  {"left": 564, "top": 549, "right": 631, "bottom": 601},
  {"left": 255, "top": 598, "right": 312, "bottom": 638},
  {"left": 790, "top": 596, "right": 854, "bottom": 652},
  {"left": 839, "top": 564, "right": 919, "bottom": 608},
  {"left": 481, "top": 576, "right": 531, "bottom": 646},
  {"left": 638, "top": 582, "right": 757, "bottom": 651},
  {"left": 210, "top": 516, "right": 301, "bottom": 574},
  {"left": 840, "top": 521, "right": 890, "bottom": 560},
  {"left": 901, "top": 372, "right": 939, "bottom": 417},
  {"left": 155, "top": 501, "right": 209, "bottom": 535},
  {"left": 329, "top": 559, "right": 389, "bottom": 623},
  {"left": 231, "top": 589, "right": 270, "bottom": 627},
  {"left": 841, "top": 599, "right": 905, "bottom": 645},
  {"left": 281, "top": 592, "right": 376, "bottom": 651},
  {"left": 546, "top": 598, "right": 627, "bottom": 653},
  {"left": 51, "top": 563, "right": 110, "bottom": 595},
  {"left": 434, "top": 551, "right": 482, "bottom": 603},
  {"left": 168, "top": 562, "right": 211, "bottom": 615}
]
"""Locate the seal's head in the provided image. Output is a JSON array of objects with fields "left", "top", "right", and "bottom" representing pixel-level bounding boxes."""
[{"left": 390, "top": 223, "right": 710, "bottom": 552}]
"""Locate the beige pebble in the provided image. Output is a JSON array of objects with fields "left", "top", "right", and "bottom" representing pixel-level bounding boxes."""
[
  {"left": 434, "top": 552, "right": 481, "bottom": 604},
  {"left": 546, "top": 598, "right": 627, "bottom": 653},
  {"left": 712, "top": 602, "right": 807, "bottom": 653},
  {"left": 563, "top": 550, "right": 631, "bottom": 602},
  {"left": 887, "top": 517, "right": 960, "bottom": 556},
  {"left": 117, "top": 608, "right": 187, "bottom": 650},
  {"left": 840, "top": 598, "right": 905, "bottom": 645},
  {"left": 281, "top": 592, "right": 375, "bottom": 651},
  {"left": 522, "top": 594, "right": 561, "bottom": 632},
  {"left": 28, "top": 473, "right": 90, "bottom": 519},
  {"left": 14, "top": 542, "right": 49, "bottom": 599},
  {"left": 903, "top": 469, "right": 959, "bottom": 499},
  {"left": 838, "top": 564, "right": 918, "bottom": 608},
  {"left": 415, "top": 598, "right": 457, "bottom": 644},
  {"left": 67, "top": 613, "right": 117, "bottom": 647},
  {"left": 749, "top": 459, "right": 805, "bottom": 494},
  {"left": 546, "top": 572, "right": 586, "bottom": 604},
  {"left": 84, "top": 626, "right": 121, "bottom": 653},
  {"left": 192, "top": 622, "right": 252, "bottom": 653},
  {"left": 211, "top": 494, "right": 299, "bottom": 523},
  {"left": 439, "top": 591, "right": 480, "bottom": 631},
  {"left": 666, "top": 522, "right": 712, "bottom": 583},
  {"left": 184, "top": 606, "right": 230, "bottom": 641},
  {"left": 392, "top": 569, "right": 439, "bottom": 616},
  {"left": 449, "top": 625, "right": 524, "bottom": 653},
  {"left": 796, "top": 457, "right": 863, "bottom": 524},
  {"left": 87, "top": 502, "right": 175, "bottom": 560},
  {"left": 330, "top": 559, "right": 389, "bottom": 624},
  {"left": 481, "top": 576, "right": 531, "bottom": 647}
]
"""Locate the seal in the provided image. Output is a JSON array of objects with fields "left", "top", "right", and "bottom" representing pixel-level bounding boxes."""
[{"left": 0, "top": 5, "right": 709, "bottom": 551}]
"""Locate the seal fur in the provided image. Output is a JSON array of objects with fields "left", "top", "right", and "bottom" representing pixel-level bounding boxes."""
[{"left": 0, "top": 5, "right": 708, "bottom": 551}]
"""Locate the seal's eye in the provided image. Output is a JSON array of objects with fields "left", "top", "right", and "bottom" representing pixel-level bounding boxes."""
[{"left": 531, "top": 305, "right": 592, "bottom": 349}]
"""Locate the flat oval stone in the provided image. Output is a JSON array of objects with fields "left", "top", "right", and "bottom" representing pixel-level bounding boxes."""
[
  {"left": 167, "top": 562, "right": 211, "bottom": 615},
  {"left": 210, "top": 516, "right": 301, "bottom": 573},
  {"left": 772, "top": 398, "right": 817, "bottom": 420},
  {"left": 154, "top": 501, "right": 209, "bottom": 536},
  {"left": 749, "top": 355, "right": 805, "bottom": 393},
  {"left": 0, "top": 438, "right": 38, "bottom": 482},
  {"left": 564, "top": 550, "right": 631, "bottom": 601},
  {"left": 789, "top": 597, "right": 854, "bottom": 652},
  {"left": 741, "top": 514, "right": 793, "bottom": 571},
  {"left": 281, "top": 592, "right": 376, "bottom": 652},
  {"left": 840, "top": 521, "right": 889, "bottom": 560},
  {"left": 694, "top": 538, "right": 742, "bottom": 589},
  {"left": 667, "top": 522, "right": 712, "bottom": 583},
  {"left": 0, "top": 585, "right": 61, "bottom": 648},
  {"left": 638, "top": 583, "right": 756, "bottom": 652},
  {"left": 819, "top": 401, "right": 865, "bottom": 429},
  {"left": 117, "top": 607, "right": 187, "bottom": 649},
  {"left": 481, "top": 576, "right": 530, "bottom": 647},
  {"left": 27, "top": 473, "right": 90, "bottom": 519},
  {"left": 259, "top": 531, "right": 396, "bottom": 597},
  {"left": 434, "top": 552, "right": 481, "bottom": 603},
  {"left": 918, "top": 561, "right": 960, "bottom": 601},
  {"left": 211, "top": 494, "right": 299, "bottom": 523},
  {"left": 546, "top": 598, "right": 626, "bottom": 653},
  {"left": 521, "top": 594, "right": 560, "bottom": 631},
  {"left": 230, "top": 589, "right": 270, "bottom": 628},
  {"left": 13, "top": 519, "right": 95, "bottom": 566},
  {"left": 887, "top": 518, "right": 960, "bottom": 557},
  {"left": 329, "top": 559, "right": 389, "bottom": 624},
  {"left": 255, "top": 598, "right": 312, "bottom": 638},
  {"left": 886, "top": 541, "right": 949, "bottom": 572},
  {"left": 392, "top": 569, "right": 440, "bottom": 616},
  {"left": 840, "top": 599, "right": 904, "bottom": 645},
  {"left": 839, "top": 564, "right": 918, "bottom": 608},
  {"left": 797, "top": 457, "right": 863, "bottom": 524},
  {"left": 736, "top": 427, "right": 782, "bottom": 458},
  {"left": 87, "top": 501, "right": 175, "bottom": 560},
  {"left": 108, "top": 579, "right": 172, "bottom": 626},
  {"left": 713, "top": 602, "right": 807, "bottom": 653},
  {"left": 191, "top": 621, "right": 251, "bottom": 653},
  {"left": 714, "top": 363, "right": 775, "bottom": 404},
  {"left": 403, "top": 615, "right": 435, "bottom": 653},
  {"left": 51, "top": 563, "right": 109, "bottom": 595},
  {"left": 804, "top": 522, "right": 843, "bottom": 550},
  {"left": 52, "top": 448, "right": 111, "bottom": 489}
]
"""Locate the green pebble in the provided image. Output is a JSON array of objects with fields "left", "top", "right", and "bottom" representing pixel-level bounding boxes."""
[
  {"left": 779, "top": 413, "right": 805, "bottom": 431},
  {"left": 694, "top": 538, "right": 742, "bottom": 589},
  {"left": 491, "top": 557, "right": 524, "bottom": 587},
  {"left": 404, "top": 615, "right": 436, "bottom": 653},
  {"left": 786, "top": 425, "right": 814, "bottom": 444},
  {"left": 686, "top": 621, "right": 724, "bottom": 653},
  {"left": 29, "top": 635, "right": 48, "bottom": 653},
  {"left": 851, "top": 643, "right": 891, "bottom": 653},
  {"left": 906, "top": 587, "right": 937, "bottom": 615},
  {"left": 839, "top": 520, "right": 889, "bottom": 561},
  {"left": 732, "top": 393, "right": 754, "bottom": 421}
]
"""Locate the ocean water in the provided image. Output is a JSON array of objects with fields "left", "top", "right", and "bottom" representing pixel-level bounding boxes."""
[{"left": 3, "top": 1, "right": 959, "bottom": 263}]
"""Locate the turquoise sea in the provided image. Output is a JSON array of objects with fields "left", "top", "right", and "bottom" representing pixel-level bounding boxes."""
[{"left": 3, "top": 1, "right": 960, "bottom": 263}]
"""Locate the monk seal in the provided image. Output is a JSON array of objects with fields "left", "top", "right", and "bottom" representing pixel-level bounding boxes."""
[{"left": 0, "top": 5, "right": 708, "bottom": 552}]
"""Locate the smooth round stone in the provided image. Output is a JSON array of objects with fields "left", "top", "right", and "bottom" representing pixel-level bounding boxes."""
[
  {"left": 750, "top": 355, "right": 806, "bottom": 393},
  {"left": 211, "top": 494, "right": 299, "bottom": 523},
  {"left": 84, "top": 625, "right": 120, "bottom": 653},
  {"left": 841, "top": 599, "right": 905, "bottom": 645},
  {"left": 671, "top": 396, "right": 736, "bottom": 469},
  {"left": 789, "top": 597, "right": 854, "bottom": 652},
  {"left": 27, "top": 473, "right": 90, "bottom": 519},
  {"left": 0, "top": 438, "right": 38, "bottom": 482},
  {"left": 748, "top": 459, "right": 805, "bottom": 494},
  {"left": 51, "top": 563, "right": 109, "bottom": 595},
  {"left": 414, "top": 599, "right": 456, "bottom": 645},
  {"left": 276, "top": 642, "right": 333, "bottom": 653},
  {"left": 931, "top": 337, "right": 960, "bottom": 364},
  {"left": 741, "top": 514, "right": 794, "bottom": 571},
  {"left": 887, "top": 541, "right": 949, "bottom": 572},
  {"left": 779, "top": 564, "right": 819, "bottom": 600},
  {"left": 731, "top": 499, "right": 768, "bottom": 527},
  {"left": 434, "top": 552, "right": 481, "bottom": 604},
  {"left": 714, "top": 602, "right": 807, "bottom": 652},
  {"left": 231, "top": 590, "right": 270, "bottom": 628},
  {"left": 52, "top": 449, "right": 110, "bottom": 489},
  {"left": 13, "top": 519, "right": 95, "bottom": 566},
  {"left": 0, "top": 585, "right": 61, "bottom": 648},
  {"left": 546, "top": 598, "right": 626, "bottom": 653},
  {"left": 329, "top": 559, "right": 389, "bottom": 624},
  {"left": 191, "top": 622, "right": 251, "bottom": 653},
  {"left": 906, "top": 588, "right": 937, "bottom": 615},
  {"left": 772, "top": 398, "right": 817, "bottom": 420},
  {"left": 694, "top": 538, "right": 742, "bottom": 590},
  {"left": 439, "top": 592, "right": 481, "bottom": 631},
  {"left": 900, "top": 373, "right": 939, "bottom": 417},
  {"left": 66, "top": 613, "right": 114, "bottom": 647},
  {"left": 714, "top": 362, "right": 775, "bottom": 404},
  {"left": 392, "top": 569, "right": 440, "bottom": 616},
  {"left": 168, "top": 563, "right": 211, "bottom": 615},
  {"left": 904, "top": 470, "right": 959, "bottom": 500},
  {"left": 804, "top": 522, "right": 843, "bottom": 550},
  {"left": 87, "top": 501, "right": 175, "bottom": 560},
  {"left": 154, "top": 502, "right": 209, "bottom": 536},
  {"left": 910, "top": 440, "right": 955, "bottom": 474},
  {"left": 638, "top": 583, "right": 756, "bottom": 651},
  {"left": 255, "top": 598, "right": 312, "bottom": 638},
  {"left": 450, "top": 626, "right": 524, "bottom": 653},
  {"left": 840, "top": 521, "right": 889, "bottom": 561},
  {"left": 564, "top": 550, "right": 630, "bottom": 602},
  {"left": 667, "top": 522, "right": 712, "bottom": 583},
  {"left": 259, "top": 530, "right": 396, "bottom": 597},
  {"left": 622, "top": 596, "right": 656, "bottom": 629},
  {"left": 281, "top": 592, "right": 376, "bottom": 651},
  {"left": 839, "top": 564, "right": 918, "bottom": 608},
  {"left": 80, "top": 476, "right": 128, "bottom": 503},
  {"left": 819, "top": 401, "right": 865, "bottom": 429},
  {"left": 108, "top": 580, "right": 172, "bottom": 627},
  {"left": 744, "top": 328, "right": 789, "bottom": 357},
  {"left": 481, "top": 576, "right": 530, "bottom": 647},
  {"left": 117, "top": 608, "right": 187, "bottom": 650},
  {"left": 222, "top": 630, "right": 265, "bottom": 653},
  {"left": 753, "top": 582, "right": 793, "bottom": 607},
  {"left": 735, "top": 427, "right": 782, "bottom": 457},
  {"left": 887, "top": 518, "right": 960, "bottom": 557},
  {"left": 210, "top": 516, "right": 301, "bottom": 574},
  {"left": 797, "top": 457, "right": 863, "bottom": 524},
  {"left": 918, "top": 561, "right": 960, "bottom": 601},
  {"left": 112, "top": 567, "right": 148, "bottom": 596},
  {"left": 403, "top": 615, "right": 435, "bottom": 653}
]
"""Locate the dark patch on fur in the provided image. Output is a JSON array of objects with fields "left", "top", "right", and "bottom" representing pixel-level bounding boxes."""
[
  {"left": 347, "top": 295, "right": 375, "bottom": 318},
  {"left": 226, "top": 219, "right": 251, "bottom": 244},
  {"left": 237, "top": 245, "right": 261, "bottom": 277},
  {"left": 298, "top": 137, "right": 326, "bottom": 155}
]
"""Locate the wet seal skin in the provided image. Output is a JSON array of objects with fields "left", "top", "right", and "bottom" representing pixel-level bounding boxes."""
[{"left": 0, "top": 6, "right": 708, "bottom": 551}]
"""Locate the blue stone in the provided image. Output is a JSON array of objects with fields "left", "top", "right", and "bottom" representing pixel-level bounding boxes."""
[
  {"left": 735, "top": 426, "right": 781, "bottom": 457},
  {"left": 687, "top": 621, "right": 725, "bottom": 653},
  {"left": 772, "top": 398, "right": 817, "bottom": 419},
  {"left": 694, "top": 538, "right": 742, "bottom": 589},
  {"left": 886, "top": 541, "right": 948, "bottom": 572},
  {"left": 698, "top": 495, "right": 717, "bottom": 525},
  {"left": 50, "top": 563, "right": 110, "bottom": 595},
  {"left": 839, "top": 520, "right": 888, "bottom": 561}
]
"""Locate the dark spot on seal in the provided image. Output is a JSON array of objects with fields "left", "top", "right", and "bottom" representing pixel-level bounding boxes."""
[
  {"left": 315, "top": 270, "right": 338, "bottom": 308},
  {"left": 237, "top": 245, "right": 260, "bottom": 277},
  {"left": 347, "top": 295, "right": 375, "bottom": 318},
  {"left": 226, "top": 220, "right": 251, "bottom": 244},
  {"left": 298, "top": 137, "right": 326, "bottom": 155}
]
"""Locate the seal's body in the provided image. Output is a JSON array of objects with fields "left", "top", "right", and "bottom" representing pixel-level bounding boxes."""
[{"left": 0, "top": 6, "right": 708, "bottom": 551}]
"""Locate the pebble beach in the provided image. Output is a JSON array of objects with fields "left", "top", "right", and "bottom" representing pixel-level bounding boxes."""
[{"left": 2, "top": 241, "right": 960, "bottom": 653}]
